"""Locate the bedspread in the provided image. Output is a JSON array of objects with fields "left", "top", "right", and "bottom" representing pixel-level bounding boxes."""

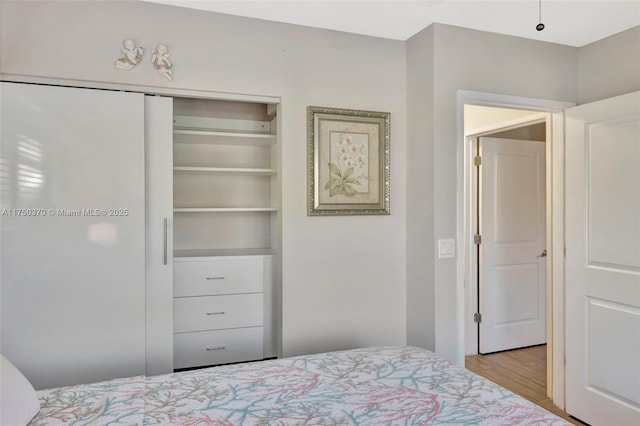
[{"left": 30, "top": 346, "right": 571, "bottom": 425}]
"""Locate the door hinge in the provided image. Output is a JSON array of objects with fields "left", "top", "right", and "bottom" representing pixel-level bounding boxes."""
[
  {"left": 473, "top": 234, "right": 482, "bottom": 245},
  {"left": 474, "top": 156, "right": 482, "bottom": 166},
  {"left": 474, "top": 312, "right": 482, "bottom": 323}
]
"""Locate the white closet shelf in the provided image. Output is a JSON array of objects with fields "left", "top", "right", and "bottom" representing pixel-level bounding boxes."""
[
  {"left": 174, "top": 115, "right": 271, "bottom": 133},
  {"left": 174, "top": 207, "right": 278, "bottom": 213},
  {"left": 174, "top": 129, "right": 276, "bottom": 146},
  {"left": 174, "top": 129, "right": 275, "bottom": 139},
  {"left": 174, "top": 248, "right": 277, "bottom": 258},
  {"left": 173, "top": 166, "right": 277, "bottom": 175}
]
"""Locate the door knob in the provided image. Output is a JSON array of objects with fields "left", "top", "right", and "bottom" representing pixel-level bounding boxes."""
[{"left": 537, "top": 249, "right": 547, "bottom": 258}]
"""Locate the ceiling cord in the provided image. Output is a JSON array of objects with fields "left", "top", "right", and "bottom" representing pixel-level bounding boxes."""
[{"left": 536, "top": 0, "right": 545, "bottom": 31}]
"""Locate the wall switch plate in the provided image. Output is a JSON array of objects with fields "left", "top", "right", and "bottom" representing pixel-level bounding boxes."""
[{"left": 438, "top": 239, "right": 455, "bottom": 259}]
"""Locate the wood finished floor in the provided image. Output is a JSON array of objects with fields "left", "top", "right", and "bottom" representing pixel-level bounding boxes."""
[{"left": 465, "top": 345, "right": 587, "bottom": 425}]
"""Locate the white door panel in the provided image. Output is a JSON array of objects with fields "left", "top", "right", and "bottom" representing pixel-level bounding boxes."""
[
  {"left": 479, "top": 137, "right": 546, "bottom": 354},
  {"left": 588, "top": 118, "right": 640, "bottom": 269},
  {"left": 565, "top": 91, "right": 640, "bottom": 425},
  {"left": 145, "top": 95, "right": 174, "bottom": 375},
  {"left": 0, "top": 82, "right": 146, "bottom": 389}
]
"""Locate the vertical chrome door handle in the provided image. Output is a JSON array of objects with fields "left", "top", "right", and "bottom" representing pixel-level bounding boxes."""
[{"left": 163, "top": 217, "right": 168, "bottom": 265}]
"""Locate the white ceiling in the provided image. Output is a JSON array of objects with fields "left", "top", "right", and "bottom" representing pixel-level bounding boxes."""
[{"left": 142, "top": 0, "right": 640, "bottom": 47}]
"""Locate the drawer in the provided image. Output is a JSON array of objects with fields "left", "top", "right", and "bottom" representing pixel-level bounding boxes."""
[
  {"left": 174, "top": 258, "right": 263, "bottom": 297},
  {"left": 174, "top": 293, "right": 263, "bottom": 333},
  {"left": 174, "top": 327, "right": 263, "bottom": 369}
]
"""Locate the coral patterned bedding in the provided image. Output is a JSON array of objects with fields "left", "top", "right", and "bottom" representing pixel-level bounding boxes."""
[{"left": 29, "top": 346, "right": 570, "bottom": 425}]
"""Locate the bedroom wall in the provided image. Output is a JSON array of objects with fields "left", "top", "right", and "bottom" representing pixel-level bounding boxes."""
[
  {"left": 488, "top": 123, "right": 546, "bottom": 142},
  {"left": 406, "top": 25, "right": 435, "bottom": 351},
  {"left": 464, "top": 106, "right": 546, "bottom": 141},
  {"left": 406, "top": 23, "right": 578, "bottom": 362},
  {"left": 0, "top": 0, "right": 407, "bottom": 357},
  {"left": 463, "top": 105, "right": 543, "bottom": 134},
  {"left": 578, "top": 26, "right": 640, "bottom": 104}
]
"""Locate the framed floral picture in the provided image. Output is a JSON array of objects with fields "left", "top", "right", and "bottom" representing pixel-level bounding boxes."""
[{"left": 307, "top": 106, "right": 390, "bottom": 215}]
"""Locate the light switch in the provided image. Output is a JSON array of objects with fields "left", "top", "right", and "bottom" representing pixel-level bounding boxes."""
[{"left": 438, "top": 239, "right": 455, "bottom": 259}]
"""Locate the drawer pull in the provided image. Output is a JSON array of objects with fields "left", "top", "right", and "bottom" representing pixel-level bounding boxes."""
[
  {"left": 206, "top": 276, "right": 225, "bottom": 280},
  {"left": 206, "top": 311, "right": 225, "bottom": 316},
  {"left": 206, "top": 346, "right": 226, "bottom": 351}
]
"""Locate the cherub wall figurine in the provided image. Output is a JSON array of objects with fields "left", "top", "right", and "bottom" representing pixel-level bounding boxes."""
[
  {"left": 151, "top": 44, "right": 173, "bottom": 81},
  {"left": 115, "top": 39, "right": 143, "bottom": 71}
]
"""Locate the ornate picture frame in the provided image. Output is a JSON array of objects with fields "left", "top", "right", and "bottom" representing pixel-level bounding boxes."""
[{"left": 307, "top": 106, "right": 390, "bottom": 216}]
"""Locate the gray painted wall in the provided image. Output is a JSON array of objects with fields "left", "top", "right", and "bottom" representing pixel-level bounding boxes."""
[
  {"left": 0, "top": 0, "right": 407, "bottom": 358},
  {"left": 406, "top": 23, "right": 578, "bottom": 362},
  {"left": 578, "top": 26, "right": 640, "bottom": 104},
  {"left": 406, "top": 25, "right": 436, "bottom": 351},
  {"left": 413, "top": 24, "right": 638, "bottom": 361}
]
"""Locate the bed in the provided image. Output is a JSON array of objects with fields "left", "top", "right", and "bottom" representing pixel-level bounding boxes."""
[{"left": 28, "top": 346, "right": 570, "bottom": 425}]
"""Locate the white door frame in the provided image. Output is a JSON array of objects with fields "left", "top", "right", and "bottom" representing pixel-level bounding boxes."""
[
  {"left": 465, "top": 113, "right": 548, "bottom": 356},
  {"left": 456, "top": 90, "right": 574, "bottom": 407}
]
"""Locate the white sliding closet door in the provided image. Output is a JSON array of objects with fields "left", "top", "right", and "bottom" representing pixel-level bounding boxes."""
[
  {"left": 144, "top": 95, "right": 174, "bottom": 376},
  {"left": 0, "top": 82, "right": 146, "bottom": 390}
]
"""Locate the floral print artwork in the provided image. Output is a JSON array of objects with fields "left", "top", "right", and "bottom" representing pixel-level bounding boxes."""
[
  {"left": 310, "top": 107, "right": 389, "bottom": 214},
  {"left": 29, "top": 346, "right": 571, "bottom": 425},
  {"left": 326, "top": 132, "right": 369, "bottom": 196}
]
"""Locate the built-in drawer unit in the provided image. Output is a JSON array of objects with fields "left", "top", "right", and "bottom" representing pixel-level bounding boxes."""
[
  {"left": 173, "top": 256, "right": 267, "bottom": 370},
  {"left": 174, "top": 327, "right": 263, "bottom": 369},
  {"left": 174, "top": 258, "right": 263, "bottom": 297},
  {"left": 174, "top": 293, "right": 263, "bottom": 333}
]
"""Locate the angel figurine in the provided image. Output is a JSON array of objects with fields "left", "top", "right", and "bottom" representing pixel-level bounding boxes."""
[
  {"left": 151, "top": 44, "right": 173, "bottom": 81},
  {"left": 115, "top": 39, "right": 143, "bottom": 71}
]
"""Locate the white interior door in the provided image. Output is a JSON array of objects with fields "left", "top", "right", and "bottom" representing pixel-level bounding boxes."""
[
  {"left": 0, "top": 82, "right": 146, "bottom": 389},
  {"left": 479, "top": 137, "right": 547, "bottom": 354},
  {"left": 565, "top": 91, "right": 640, "bottom": 425}
]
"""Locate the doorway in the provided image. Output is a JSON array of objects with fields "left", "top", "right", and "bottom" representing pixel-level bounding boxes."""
[
  {"left": 464, "top": 105, "right": 548, "bottom": 355},
  {"left": 463, "top": 104, "right": 553, "bottom": 402},
  {"left": 463, "top": 91, "right": 640, "bottom": 426},
  {"left": 456, "top": 91, "right": 575, "bottom": 409}
]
